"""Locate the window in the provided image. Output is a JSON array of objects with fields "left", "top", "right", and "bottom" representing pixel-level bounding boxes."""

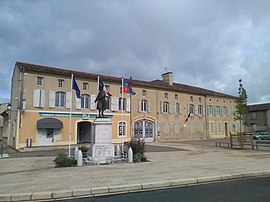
[
  {"left": 176, "top": 103, "right": 180, "bottom": 114},
  {"left": 119, "top": 122, "right": 126, "bottom": 136},
  {"left": 209, "top": 121, "right": 215, "bottom": 134},
  {"left": 81, "top": 94, "right": 89, "bottom": 109},
  {"left": 46, "top": 129, "right": 53, "bottom": 138},
  {"left": 164, "top": 93, "right": 168, "bottom": 99},
  {"left": 217, "top": 122, "right": 222, "bottom": 134},
  {"left": 141, "top": 99, "right": 148, "bottom": 112},
  {"left": 190, "top": 96, "right": 193, "bottom": 102},
  {"left": 163, "top": 102, "right": 169, "bottom": 113},
  {"left": 37, "top": 77, "right": 43, "bottom": 86},
  {"left": 189, "top": 104, "right": 194, "bottom": 115},
  {"left": 199, "top": 97, "right": 202, "bottom": 103},
  {"left": 198, "top": 105, "right": 203, "bottom": 115},
  {"left": 142, "top": 90, "right": 147, "bottom": 97},
  {"left": 208, "top": 105, "right": 213, "bottom": 115},
  {"left": 223, "top": 106, "right": 227, "bottom": 116},
  {"left": 55, "top": 92, "right": 65, "bottom": 107},
  {"left": 251, "top": 112, "right": 257, "bottom": 120},
  {"left": 119, "top": 98, "right": 126, "bottom": 111},
  {"left": 83, "top": 82, "right": 89, "bottom": 91},
  {"left": 175, "top": 94, "right": 178, "bottom": 100},
  {"left": 105, "top": 96, "right": 110, "bottom": 110},
  {"left": 216, "top": 106, "right": 220, "bottom": 116},
  {"left": 58, "top": 79, "right": 64, "bottom": 88}
]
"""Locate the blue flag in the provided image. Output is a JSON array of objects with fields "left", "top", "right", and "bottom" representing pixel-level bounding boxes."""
[
  {"left": 123, "top": 79, "right": 136, "bottom": 95},
  {"left": 72, "top": 77, "right": 81, "bottom": 99}
]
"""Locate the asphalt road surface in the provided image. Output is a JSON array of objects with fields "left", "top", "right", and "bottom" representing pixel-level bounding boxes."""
[{"left": 66, "top": 177, "right": 270, "bottom": 202}]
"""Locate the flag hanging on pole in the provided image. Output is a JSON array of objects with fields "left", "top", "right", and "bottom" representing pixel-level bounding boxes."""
[
  {"left": 72, "top": 77, "right": 81, "bottom": 99},
  {"left": 99, "top": 78, "right": 112, "bottom": 96},
  {"left": 123, "top": 79, "right": 136, "bottom": 95}
]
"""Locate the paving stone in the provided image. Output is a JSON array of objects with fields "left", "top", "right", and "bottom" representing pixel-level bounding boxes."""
[
  {"left": 141, "top": 181, "right": 170, "bottom": 189},
  {"left": 52, "top": 190, "right": 72, "bottom": 199},
  {"left": 72, "top": 188, "right": 91, "bottom": 197},
  {"left": 11, "top": 193, "right": 31, "bottom": 201},
  {"left": 109, "top": 184, "right": 142, "bottom": 193},
  {"left": 170, "top": 178, "right": 197, "bottom": 186},
  {"left": 31, "top": 191, "right": 52, "bottom": 201},
  {"left": 91, "top": 187, "right": 109, "bottom": 195},
  {"left": 0, "top": 194, "right": 11, "bottom": 202},
  {"left": 196, "top": 175, "right": 222, "bottom": 183}
]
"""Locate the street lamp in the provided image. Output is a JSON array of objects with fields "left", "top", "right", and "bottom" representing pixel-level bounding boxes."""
[{"left": 7, "top": 103, "right": 11, "bottom": 146}]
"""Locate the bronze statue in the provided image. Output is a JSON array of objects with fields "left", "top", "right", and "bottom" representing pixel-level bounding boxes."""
[{"left": 94, "top": 87, "right": 106, "bottom": 117}]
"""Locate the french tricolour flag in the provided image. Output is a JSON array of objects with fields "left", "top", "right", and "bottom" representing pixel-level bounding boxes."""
[{"left": 99, "top": 77, "right": 112, "bottom": 96}]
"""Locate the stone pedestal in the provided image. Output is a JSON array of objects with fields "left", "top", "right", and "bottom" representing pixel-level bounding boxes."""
[{"left": 89, "top": 118, "right": 114, "bottom": 164}]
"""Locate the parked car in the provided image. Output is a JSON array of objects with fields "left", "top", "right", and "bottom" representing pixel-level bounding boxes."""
[{"left": 254, "top": 131, "right": 270, "bottom": 140}]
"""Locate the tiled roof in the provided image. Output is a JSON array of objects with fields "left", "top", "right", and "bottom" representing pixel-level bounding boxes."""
[
  {"left": 248, "top": 103, "right": 270, "bottom": 111},
  {"left": 16, "top": 61, "right": 236, "bottom": 99}
]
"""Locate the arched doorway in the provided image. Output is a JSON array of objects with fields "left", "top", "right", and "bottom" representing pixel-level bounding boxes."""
[
  {"left": 134, "top": 120, "right": 154, "bottom": 142},
  {"left": 77, "top": 121, "right": 92, "bottom": 144}
]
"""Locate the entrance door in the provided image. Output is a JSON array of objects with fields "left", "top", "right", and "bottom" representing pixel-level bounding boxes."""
[
  {"left": 77, "top": 121, "right": 92, "bottom": 143},
  {"left": 134, "top": 120, "right": 154, "bottom": 142},
  {"left": 38, "top": 129, "right": 60, "bottom": 146},
  {"left": 225, "top": 122, "right": 228, "bottom": 138}
]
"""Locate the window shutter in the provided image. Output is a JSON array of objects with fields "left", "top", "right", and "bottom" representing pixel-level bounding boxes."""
[
  {"left": 49, "top": 90, "right": 55, "bottom": 108},
  {"left": 169, "top": 103, "right": 172, "bottom": 114},
  {"left": 148, "top": 101, "right": 151, "bottom": 113},
  {"left": 160, "top": 101, "right": 163, "bottom": 114},
  {"left": 126, "top": 98, "right": 131, "bottom": 112},
  {"left": 138, "top": 99, "right": 141, "bottom": 112},
  {"left": 203, "top": 106, "right": 205, "bottom": 116},
  {"left": 187, "top": 104, "right": 190, "bottom": 115},
  {"left": 33, "top": 89, "right": 40, "bottom": 107},
  {"left": 111, "top": 96, "right": 118, "bottom": 111},
  {"left": 40, "top": 89, "right": 45, "bottom": 107},
  {"left": 76, "top": 98, "right": 81, "bottom": 109},
  {"left": 213, "top": 105, "right": 217, "bottom": 116},
  {"left": 90, "top": 94, "right": 96, "bottom": 110},
  {"left": 179, "top": 104, "right": 182, "bottom": 114},
  {"left": 66, "top": 92, "right": 71, "bottom": 109},
  {"left": 195, "top": 105, "right": 198, "bottom": 116}
]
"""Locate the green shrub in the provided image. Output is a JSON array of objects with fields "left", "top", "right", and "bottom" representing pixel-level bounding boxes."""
[
  {"left": 127, "top": 138, "right": 147, "bottom": 163},
  {"left": 78, "top": 145, "right": 88, "bottom": 153},
  {"left": 54, "top": 153, "right": 77, "bottom": 167}
]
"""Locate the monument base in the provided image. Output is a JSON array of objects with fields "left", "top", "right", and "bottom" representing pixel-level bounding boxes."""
[
  {"left": 88, "top": 118, "right": 114, "bottom": 164},
  {"left": 89, "top": 144, "right": 114, "bottom": 164}
]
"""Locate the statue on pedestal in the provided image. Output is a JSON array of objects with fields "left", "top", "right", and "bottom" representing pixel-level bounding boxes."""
[{"left": 94, "top": 87, "right": 106, "bottom": 118}]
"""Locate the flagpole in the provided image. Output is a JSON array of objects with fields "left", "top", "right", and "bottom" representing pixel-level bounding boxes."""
[
  {"left": 129, "top": 77, "right": 132, "bottom": 140},
  {"left": 97, "top": 76, "right": 99, "bottom": 117},
  {"left": 69, "top": 74, "right": 73, "bottom": 157},
  {"left": 121, "top": 77, "right": 124, "bottom": 154}
]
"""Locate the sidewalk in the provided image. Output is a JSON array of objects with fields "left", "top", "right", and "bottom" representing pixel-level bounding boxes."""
[{"left": 0, "top": 142, "right": 270, "bottom": 201}]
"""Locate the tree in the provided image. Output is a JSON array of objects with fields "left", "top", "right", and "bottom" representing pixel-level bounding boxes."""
[{"left": 234, "top": 79, "right": 248, "bottom": 147}]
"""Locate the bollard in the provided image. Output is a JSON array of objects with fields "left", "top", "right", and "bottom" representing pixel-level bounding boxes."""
[
  {"left": 0, "top": 144, "right": 3, "bottom": 157},
  {"left": 77, "top": 150, "right": 83, "bottom": 167},
  {"left": 74, "top": 146, "right": 79, "bottom": 160},
  {"left": 116, "top": 145, "right": 120, "bottom": 157},
  {"left": 128, "top": 147, "right": 133, "bottom": 163}
]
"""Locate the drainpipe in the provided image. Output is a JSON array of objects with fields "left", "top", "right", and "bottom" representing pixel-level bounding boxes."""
[{"left": 204, "top": 95, "right": 209, "bottom": 139}]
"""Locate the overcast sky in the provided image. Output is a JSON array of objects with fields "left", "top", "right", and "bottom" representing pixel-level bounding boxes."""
[{"left": 1, "top": 0, "right": 270, "bottom": 105}]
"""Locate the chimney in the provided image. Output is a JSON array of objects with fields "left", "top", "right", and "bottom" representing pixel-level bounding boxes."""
[{"left": 161, "top": 72, "right": 173, "bottom": 85}]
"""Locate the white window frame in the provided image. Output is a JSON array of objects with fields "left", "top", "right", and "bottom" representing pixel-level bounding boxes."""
[
  {"left": 163, "top": 102, "right": 169, "bottom": 113},
  {"left": 141, "top": 99, "right": 148, "bottom": 112},
  {"left": 55, "top": 91, "right": 65, "bottom": 108},
  {"left": 81, "top": 94, "right": 90, "bottom": 109},
  {"left": 37, "top": 77, "right": 43, "bottom": 86},
  {"left": 118, "top": 121, "right": 126, "bottom": 136},
  {"left": 82, "top": 82, "right": 89, "bottom": 91},
  {"left": 58, "top": 79, "right": 64, "bottom": 88},
  {"left": 209, "top": 121, "right": 215, "bottom": 135}
]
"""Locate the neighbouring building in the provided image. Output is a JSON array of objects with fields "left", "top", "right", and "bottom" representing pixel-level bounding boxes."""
[
  {"left": 5, "top": 62, "right": 239, "bottom": 149},
  {"left": 245, "top": 103, "right": 270, "bottom": 132}
]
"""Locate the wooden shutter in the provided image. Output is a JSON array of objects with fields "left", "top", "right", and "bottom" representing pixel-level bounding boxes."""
[
  {"left": 126, "top": 98, "right": 131, "bottom": 112},
  {"left": 90, "top": 94, "right": 96, "bottom": 110},
  {"left": 49, "top": 90, "right": 55, "bottom": 108},
  {"left": 111, "top": 96, "right": 118, "bottom": 111},
  {"left": 147, "top": 101, "right": 151, "bottom": 113},
  {"left": 179, "top": 104, "right": 182, "bottom": 114},
  {"left": 138, "top": 99, "right": 141, "bottom": 112},
  {"left": 33, "top": 89, "right": 40, "bottom": 107},
  {"left": 195, "top": 105, "right": 198, "bottom": 116},
  {"left": 40, "top": 89, "right": 45, "bottom": 107},
  {"left": 76, "top": 97, "right": 81, "bottom": 109},
  {"left": 160, "top": 101, "right": 163, "bottom": 114},
  {"left": 66, "top": 92, "right": 71, "bottom": 109}
]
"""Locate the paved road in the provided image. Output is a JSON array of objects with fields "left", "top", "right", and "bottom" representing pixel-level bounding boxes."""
[{"left": 66, "top": 177, "right": 270, "bottom": 202}]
